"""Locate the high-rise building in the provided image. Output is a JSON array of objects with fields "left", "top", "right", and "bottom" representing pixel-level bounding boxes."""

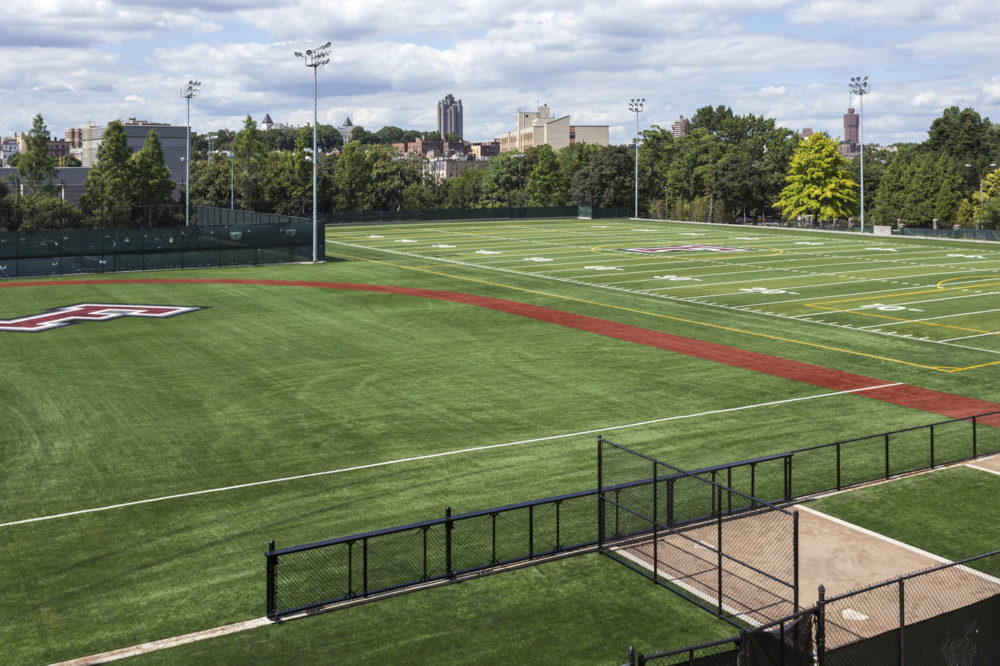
[
  {"left": 437, "top": 94, "right": 463, "bottom": 141},
  {"left": 671, "top": 115, "right": 689, "bottom": 138},
  {"left": 843, "top": 107, "right": 859, "bottom": 145}
]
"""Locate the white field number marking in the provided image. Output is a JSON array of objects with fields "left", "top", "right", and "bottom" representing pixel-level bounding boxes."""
[
  {"left": 740, "top": 287, "right": 799, "bottom": 295},
  {"left": 654, "top": 275, "right": 700, "bottom": 281},
  {"left": 524, "top": 257, "right": 554, "bottom": 262},
  {"left": 475, "top": 250, "right": 500, "bottom": 254},
  {"left": 947, "top": 253, "right": 985, "bottom": 259},
  {"left": 866, "top": 247, "right": 898, "bottom": 252},
  {"left": 395, "top": 239, "right": 418, "bottom": 243},
  {"left": 584, "top": 265, "right": 623, "bottom": 271},
  {"left": 796, "top": 242, "right": 824, "bottom": 245},
  {"left": 857, "top": 303, "right": 923, "bottom": 312},
  {"left": 432, "top": 244, "right": 456, "bottom": 249},
  {"left": 366, "top": 235, "right": 383, "bottom": 238}
]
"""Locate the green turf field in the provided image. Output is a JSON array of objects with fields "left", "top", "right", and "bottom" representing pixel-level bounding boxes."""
[
  {"left": 3, "top": 218, "right": 1000, "bottom": 664},
  {"left": 807, "top": 465, "right": 1000, "bottom": 564}
]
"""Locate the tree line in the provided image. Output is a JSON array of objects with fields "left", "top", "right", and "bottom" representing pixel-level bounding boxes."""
[{"left": 3, "top": 106, "right": 998, "bottom": 232}]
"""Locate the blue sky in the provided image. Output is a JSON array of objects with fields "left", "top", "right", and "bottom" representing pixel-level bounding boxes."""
[{"left": 3, "top": 1, "right": 999, "bottom": 147}]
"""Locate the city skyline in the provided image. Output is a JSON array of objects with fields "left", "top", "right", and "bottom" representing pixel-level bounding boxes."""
[{"left": 2, "top": 1, "right": 999, "bottom": 146}]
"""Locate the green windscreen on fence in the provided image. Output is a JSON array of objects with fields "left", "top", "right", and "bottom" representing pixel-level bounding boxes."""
[
  {"left": 318, "top": 205, "right": 628, "bottom": 224},
  {"left": 0, "top": 220, "right": 319, "bottom": 279}
]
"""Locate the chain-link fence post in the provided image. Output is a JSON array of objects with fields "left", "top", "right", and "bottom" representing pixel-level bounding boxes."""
[
  {"left": 816, "top": 585, "right": 826, "bottom": 666},
  {"left": 266, "top": 539, "right": 277, "bottom": 620},
  {"left": 445, "top": 506, "right": 454, "bottom": 579}
]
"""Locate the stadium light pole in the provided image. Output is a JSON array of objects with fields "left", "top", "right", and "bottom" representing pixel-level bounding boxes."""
[
  {"left": 295, "top": 41, "right": 331, "bottom": 263},
  {"left": 207, "top": 133, "right": 217, "bottom": 163},
  {"left": 629, "top": 98, "right": 644, "bottom": 219},
  {"left": 221, "top": 150, "right": 235, "bottom": 210},
  {"left": 182, "top": 80, "right": 200, "bottom": 227},
  {"left": 849, "top": 76, "right": 869, "bottom": 234},
  {"left": 965, "top": 162, "right": 997, "bottom": 228}
]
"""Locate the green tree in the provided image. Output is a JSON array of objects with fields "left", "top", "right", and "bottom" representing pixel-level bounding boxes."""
[
  {"left": 368, "top": 144, "right": 408, "bottom": 210},
  {"left": 131, "top": 129, "right": 176, "bottom": 225},
  {"left": 80, "top": 120, "right": 134, "bottom": 226},
  {"left": 774, "top": 133, "right": 858, "bottom": 222},
  {"left": 525, "top": 144, "right": 564, "bottom": 205},
  {"left": 232, "top": 115, "right": 268, "bottom": 211},
  {"left": 932, "top": 156, "right": 965, "bottom": 226},
  {"left": 334, "top": 141, "right": 374, "bottom": 210},
  {"left": 19, "top": 114, "right": 58, "bottom": 197}
]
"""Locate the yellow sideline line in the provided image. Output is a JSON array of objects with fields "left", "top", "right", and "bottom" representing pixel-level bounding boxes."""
[{"left": 326, "top": 248, "right": 979, "bottom": 373}]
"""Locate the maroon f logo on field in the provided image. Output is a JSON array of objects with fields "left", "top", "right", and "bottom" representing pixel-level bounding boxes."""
[{"left": 0, "top": 304, "right": 204, "bottom": 332}]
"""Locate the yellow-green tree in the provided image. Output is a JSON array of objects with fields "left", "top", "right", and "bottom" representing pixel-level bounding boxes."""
[{"left": 774, "top": 133, "right": 858, "bottom": 222}]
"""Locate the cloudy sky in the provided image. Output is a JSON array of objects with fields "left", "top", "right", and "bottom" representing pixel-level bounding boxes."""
[{"left": 3, "top": 1, "right": 999, "bottom": 147}]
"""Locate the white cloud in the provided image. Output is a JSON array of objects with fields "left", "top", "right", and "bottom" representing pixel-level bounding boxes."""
[{"left": 1, "top": 0, "right": 998, "bottom": 146}]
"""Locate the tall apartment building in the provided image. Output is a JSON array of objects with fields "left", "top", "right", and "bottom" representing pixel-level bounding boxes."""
[
  {"left": 496, "top": 104, "right": 609, "bottom": 153},
  {"left": 671, "top": 116, "right": 689, "bottom": 138},
  {"left": 437, "top": 94, "right": 463, "bottom": 141}
]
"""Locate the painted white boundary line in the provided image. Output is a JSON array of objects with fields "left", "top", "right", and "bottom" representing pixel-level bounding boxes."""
[
  {"left": 1, "top": 383, "right": 900, "bottom": 529},
  {"left": 51, "top": 617, "right": 272, "bottom": 665},
  {"left": 966, "top": 462, "right": 1000, "bottom": 477},
  {"left": 794, "top": 504, "right": 1000, "bottom": 588},
  {"left": 609, "top": 546, "right": 758, "bottom": 623}
]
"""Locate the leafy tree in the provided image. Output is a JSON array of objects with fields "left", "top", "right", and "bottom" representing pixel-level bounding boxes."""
[
  {"left": 19, "top": 114, "right": 58, "bottom": 197},
  {"left": 932, "top": 156, "right": 965, "bottom": 226},
  {"left": 232, "top": 115, "right": 268, "bottom": 211},
  {"left": 525, "top": 144, "right": 564, "bottom": 205},
  {"left": 80, "top": 120, "right": 134, "bottom": 226},
  {"left": 131, "top": 129, "right": 176, "bottom": 225},
  {"left": 367, "top": 144, "right": 408, "bottom": 210},
  {"left": 927, "top": 107, "right": 999, "bottom": 189},
  {"left": 482, "top": 153, "right": 527, "bottom": 206},
  {"left": 443, "top": 168, "right": 485, "bottom": 208},
  {"left": 774, "top": 133, "right": 858, "bottom": 222},
  {"left": 570, "top": 145, "right": 634, "bottom": 208},
  {"left": 334, "top": 141, "right": 373, "bottom": 210}
]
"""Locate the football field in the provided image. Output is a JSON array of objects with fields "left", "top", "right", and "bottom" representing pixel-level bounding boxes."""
[{"left": 3, "top": 218, "right": 1000, "bottom": 664}]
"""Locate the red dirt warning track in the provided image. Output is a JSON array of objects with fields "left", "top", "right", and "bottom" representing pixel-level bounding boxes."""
[{"left": 5, "top": 277, "right": 1000, "bottom": 423}]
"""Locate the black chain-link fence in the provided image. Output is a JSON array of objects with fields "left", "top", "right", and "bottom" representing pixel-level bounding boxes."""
[
  {"left": 664, "top": 411, "right": 1000, "bottom": 510},
  {"left": 820, "top": 549, "right": 1000, "bottom": 665},
  {"left": 598, "top": 437, "right": 799, "bottom": 626},
  {"left": 265, "top": 490, "right": 599, "bottom": 619},
  {"left": 627, "top": 550, "right": 1000, "bottom": 665}
]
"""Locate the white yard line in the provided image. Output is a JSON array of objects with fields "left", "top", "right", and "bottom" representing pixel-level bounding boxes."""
[
  {"left": 52, "top": 617, "right": 273, "bottom": 665},
  {"left": 941, "top": 330, "right": 1000, "bottom": 342},
  {"left": 0, "top": 384, "right": 900, "bottom": 529}
]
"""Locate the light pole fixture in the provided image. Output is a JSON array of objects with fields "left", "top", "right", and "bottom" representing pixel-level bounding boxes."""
[
  {"left": 182, "top": 79, "right": 200, "bottom": 226},
  {"left": 965, "top": 162, "right": 998, "bottom": 228},
  {"left": 221, "top": 150, "right": 235, "bottom": 210},
  {"left": 849, "top": 76, "right": 869, "bottom": 233},
  {"left": 295, "top": 41, "right": 331, "bottom": 263},
  {"left": 628, "top": 98, "right": 644, "bottom": 219}
]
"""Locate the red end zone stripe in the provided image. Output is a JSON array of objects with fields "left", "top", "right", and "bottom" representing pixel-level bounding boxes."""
[{"left": 5, "top": 278, "right": 1000, "bottom": 424}]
